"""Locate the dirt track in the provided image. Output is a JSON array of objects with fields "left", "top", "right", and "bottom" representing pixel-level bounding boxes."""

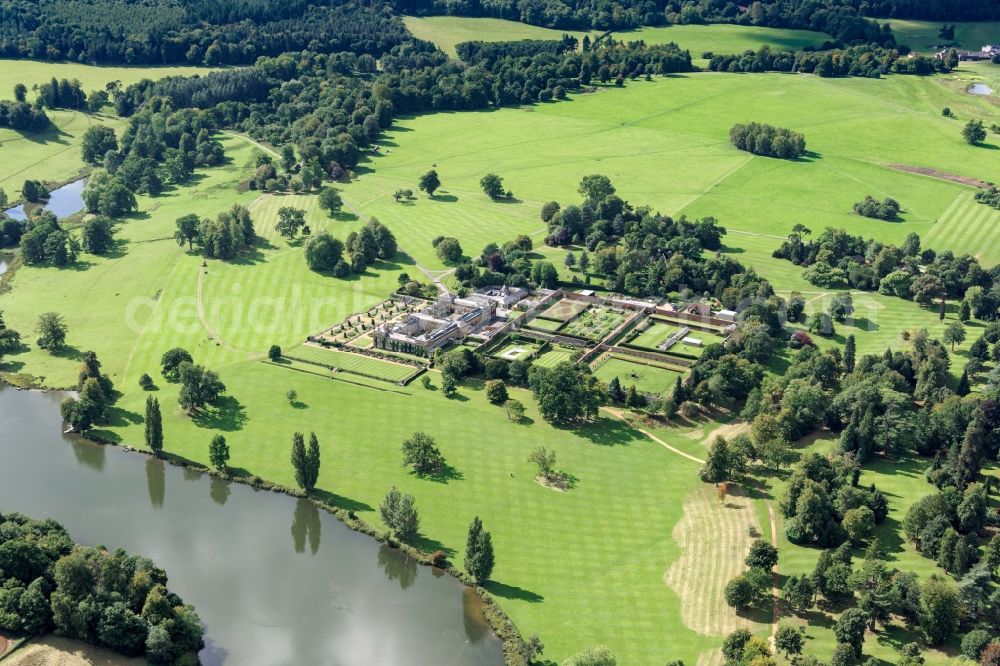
[{"left": 887, "top": 164, "right": 990, "bottom": 189}]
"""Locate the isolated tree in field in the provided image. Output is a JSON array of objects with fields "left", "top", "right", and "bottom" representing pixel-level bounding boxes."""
[
  {"left": 145, "top": 396, "right": 163, "bottom": 457},
  {"left": 13, "top": 83, "right": 26, "bottom": 102},
  {"left": 505, "top": 399, "right": 526, "bottom": 422},
  {"left": 174, "top": 214, "right": 200, "bottom": 250},
  {"left": 318, "top": 187, "right": 343, "bottom": 215},
  {"left": 379, "top": 485, "right": 420, "bottom": 543},
  {"left": 434, "top": 236, "right": 463, "bottom": 263},
  {"left": 480, "top": 173, "right": 506, "bottom": 200},
  {"left": 529, "top": 446, "right": 557, "bottom": 480},
  {"left": 963, "top": 119, "right": 987, "bottom": 145},
  {"left": 528, "top": 361, "right": 602, "bottom": 423},
  {"left": 724, "top": 574, "right": 755, "bottom": 609},
  {"left": 275, "top": 207, "right": 306, "bottom": 238},
  {"left": 485, "top": 379, "right": 508, "bottom": 404},
  {"left": 418, "top": 169, "right": 440, "bottom": 197},
  {"left": 81, "top": 125, "right": 118, "bottom": 164},
  {"left": 291, "top": 432, "right": 321, "bottom": 493},
  {"left": 35, "top": 312, "right": 67, "bottom": 352},
  {"left": 746, "top": 540, "right": 778, "bottom": 570},
  {"left": 577, "top": 174, "right": 615, "bottom": 202},
  {"left": 393, "top": 189, "right": 414, "bottom": 202},
  {"left": 177, "top": 362, "right": 225, "bottom": 413},
  {"left": 304, "top": 232, "right": 345, "bottom": 272},
  {"left": 700, "top": 436, "right": 732, "bottom": 483},
  {"left": 562, "top": 645, "right": 617, "bottom": 666},
  {"left": 943, "top": 320, "right": 966, "bottom": 350},
  {"left": 209, "top": 434, "right": 229, "bottom": 471},
  {"left": 80, "top": 217, "right": 115, "bottom": 255},
  {"left": 828, "top": 293, "right": 854, "bottom": 322},
  {"left": 268, "top": 345, "right": 281, "bottom": 361},
  {"left": 160, "top": 347, "right": 193, "bottom": 380},
  {"left": 139, "top": 373, "right": 154, "bottom": 390},
  {"left": 465, "top": 516, "right": 495, "bottom": 584},
  {"left": 775, "top": 624, "right": 803, "bottom": 659},
  {"left": 401, "top": 431, "right": 445, "bottom": 475}
]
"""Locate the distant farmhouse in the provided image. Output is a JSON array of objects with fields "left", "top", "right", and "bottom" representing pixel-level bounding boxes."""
[{"left": 935, "top": 44, "right": 999, "bottom": 61}]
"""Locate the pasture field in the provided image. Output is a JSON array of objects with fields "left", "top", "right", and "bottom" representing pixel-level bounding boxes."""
[
  {"left": 339, "top": 70, "right": 999, "bottom": 276},
  {"left": 532, "top": 344, "right": 578, "bottom": 367},
  {"left": 0, "top": 110, "right": 124, "bottom": 198},
  {"left": 888, "top": 20, "right": 1000, "bottom": 53},
  {"left": 592, "top": 355, "right": 683, "bottom": 395},
  {"left": 609, "top": 24, "right": 832, "bottom": 63},
  {"left": 0, "top": 60, "right": 218, "bottom": 101},
  {"left": 403, "top": 16, "right": 595, "bottom": 57},
  {"left": 629, "top": 320, "right": 682, "bottom": 349},
  {"left": 285, "top": 345, "right": 419, "bottom": 383}
]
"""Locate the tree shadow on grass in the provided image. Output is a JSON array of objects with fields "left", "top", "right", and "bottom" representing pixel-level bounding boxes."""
[
  {"left": 412, "top": 461, "right": 464, "bottom": 484},
  {"left": 414, "top": 533, "right": 456, "bottom": 558},
  {"left": 104, "top": 406, "right": 143, "bottom": 428},
  {"left": 573, "top": 415, "right": 640, "bottom": 446},
  {"left": 311, "top": 488, "right": 373, "bottom": 514},
  {"left": 191, "top": 395, "right": 248, "bottom": 431},
  {"left": 484, "top": 580, "right": 543, "bottom": 603},
  {"left": 51, "top": 344, "right": 84, "bottom": 362}
]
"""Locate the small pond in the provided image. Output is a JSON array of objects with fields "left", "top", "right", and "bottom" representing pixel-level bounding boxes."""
[
  {"left": 968, "top": 83, "right": 994, "bottom": 96},
  {"left": 4, "top": 177, "right": 87, "bottom": 221}
]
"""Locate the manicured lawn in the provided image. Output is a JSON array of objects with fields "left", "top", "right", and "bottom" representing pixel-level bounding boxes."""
[
  {"left": 525, "top": 316, "right": 563, "bottom": 332},
  {"left": 532, "top": 344, "right": 578, "bottom": 367},
  {"left": 629, "top": 320, "right": 682, "bottom": 349},
  {"left": 286, "top": 345, "right": 418, "bottom": 383},
  {"left": 493, "top": 340, "right": 542, "bottom": 361},
  {"left": 592, "top": 355, "right": 683, "bottom": 395}
]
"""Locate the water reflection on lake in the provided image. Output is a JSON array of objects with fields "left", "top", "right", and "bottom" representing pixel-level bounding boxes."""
[
  {"left": 0, "top": 385, "right": 504, "bottom": 665},
  {"left": 4, "top": 177, "right": 87, "bottom": 221}
]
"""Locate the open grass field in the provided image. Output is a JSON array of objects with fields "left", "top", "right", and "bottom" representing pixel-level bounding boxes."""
[
  {"left": 403, "top": 16, "right": 595, "bottom": 58},
  {"left": 0, "top": 110, "right": 124, "bottom": 198},
  {"left": 286, "top": 345, "right": 418, "bottom": 382},
  {"left": 629, "top": 320, "right": 682, "bottom": 349},
  {"left": 0, "top": 60, "right": 218, "bottom": 103},
  {"left": 592, "top": 355, "right": 683, "bottom": 395},
  {"left": 609, "top": 24, "right": 832, "bottom": 64},
  {"left": 888, "top": 20, "right": 1000, "bottom": 53}
]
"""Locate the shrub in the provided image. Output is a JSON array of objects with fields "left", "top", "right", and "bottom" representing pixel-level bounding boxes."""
[
  {"left": 138, "top": 373, "right": 154, "bottom": 390},
  {"left": 268, "top": 345, "right": 282, "bottom": 361}
]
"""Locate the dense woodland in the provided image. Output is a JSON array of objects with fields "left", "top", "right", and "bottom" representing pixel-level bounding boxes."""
[
  {"left": 2, "top": 0, "right": 996, "bottom": 68},
  {"left": 0, "top": 512, "right": 203, "bottom": 663}
]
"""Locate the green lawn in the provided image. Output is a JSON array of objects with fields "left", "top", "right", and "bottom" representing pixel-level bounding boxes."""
[
  {"left": 286, "top": 345, "right": 418, "bottom": 382},
  {"left": 524, "top": 316, "right": 563, "bottom": 332},
  {"left": 629, "top": 321, "right": 682, "bottom": 349},
  {"left": 592, "top": 355, "right": 683, "bottom": 395},
  {"left": 493, "top": 339, "right": 542, "bottom": 361},
  {"left": 610, "top": 24, "right": 832, "bottom": 64},
  {"left": 532, "top": 344, "right": 578, "bottom": 367},
  {"left": 539, "top": 298, "right": 589, "bottom": 321}
]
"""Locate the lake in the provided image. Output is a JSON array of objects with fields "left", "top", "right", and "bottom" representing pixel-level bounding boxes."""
[
  {"left": 4, "top": 177, "right": 87, "bottom": 221},
  {"left": 0, "top": 385, "right": 505, "bottom": 665}
]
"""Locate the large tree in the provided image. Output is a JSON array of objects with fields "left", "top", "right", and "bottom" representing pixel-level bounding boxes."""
[
  {"left": 528, "top": 361, "right": 602, "bottom": 423},
  {"left": 209, "top": 434, "right": 229, "bottom": 470},
  {"left": 418, "top": 169, "right": 440, "bottom": 197},
  {"left": 35, "top": 312, "right": 67, "bottom": 352},
  {"left": 145, "top": 396, "right": 163, "bottom": 456},
  {"left": 177, "top": 362, "right": 225, "bottom": 414},
  {"left": 464, "top": 516, "right": 495, "bottom": 584}
]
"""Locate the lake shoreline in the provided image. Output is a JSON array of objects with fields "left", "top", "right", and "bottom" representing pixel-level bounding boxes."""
[{"left": 0, "top": 380, "right": 528, "bottom": 666}]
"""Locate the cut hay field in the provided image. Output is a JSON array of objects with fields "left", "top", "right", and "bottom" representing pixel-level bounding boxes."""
[{"left": 888, "top": 20, "right": 1000, "bottom": 53}]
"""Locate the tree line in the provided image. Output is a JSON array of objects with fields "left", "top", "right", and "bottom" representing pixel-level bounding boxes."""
[{"left": 707, "top": 44, "right": 949, "bottom": 78}]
